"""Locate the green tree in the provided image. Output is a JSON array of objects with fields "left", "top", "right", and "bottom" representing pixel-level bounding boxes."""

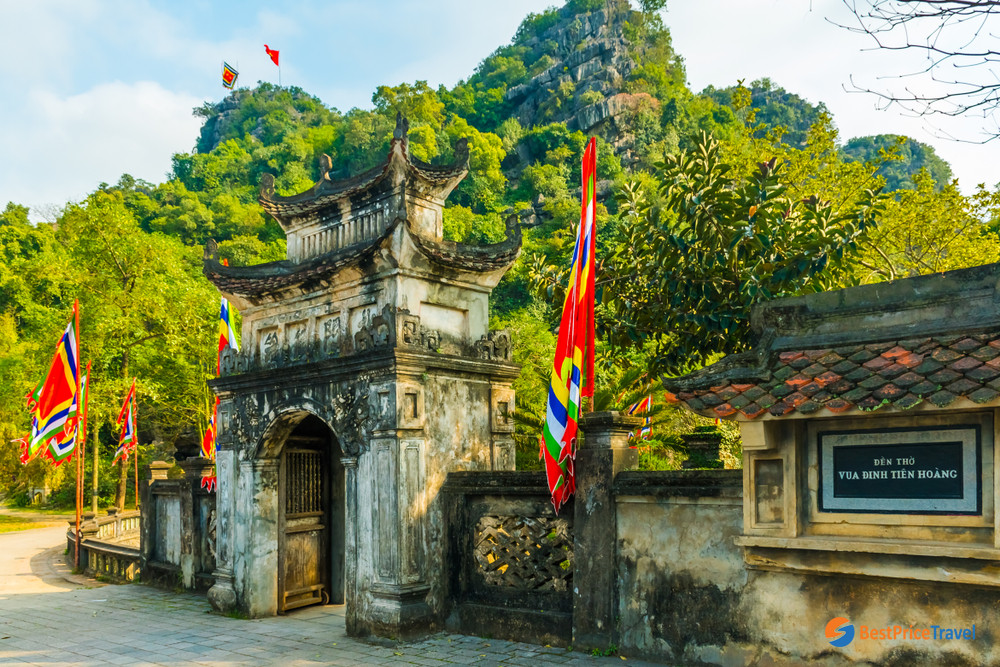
[{"left": 596, "top": 133, "right": 881, "bottom": 375}]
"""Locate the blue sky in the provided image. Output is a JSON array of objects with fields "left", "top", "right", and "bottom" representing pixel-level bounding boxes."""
[{"left": 1, "top": 0, "right": 996, "bottom": 220}]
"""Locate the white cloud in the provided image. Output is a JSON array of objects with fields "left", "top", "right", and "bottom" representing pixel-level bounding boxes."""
[{"left": 0, "top": 81, "right": 202, "bottom": 218}]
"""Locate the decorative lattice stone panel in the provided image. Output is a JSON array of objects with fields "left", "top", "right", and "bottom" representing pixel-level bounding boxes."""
[{"left": 474, "top": 515, "right": 573, "bottom": 591}]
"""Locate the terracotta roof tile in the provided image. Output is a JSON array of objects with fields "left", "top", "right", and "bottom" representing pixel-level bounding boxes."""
[
  {"left": 952, "top": 337, "right": 982, "bottom": 352},
  {"left": 857, "top": 395, "right": 883, "bottom": 411},
  {"left": 968, "top": 365, "right": 1000, "bottom": 382},
  {"left": 714, "top": 403, "right": 737, "bottom": 418},
  {"left": 863, "top": 356, "right": 892, "bottom": 371},
  {"left": 946, "top": 378, "right": 979, "bottom": 395},
  {"left": 849, "top": 349, "right": 877, "bottom": 363},
  {"left": 882, "top": 345, "right": 910, "bottom": 359},
  {"left": 779, "top": 351, "right": 804, "bottom": 362},
  {"left": 896, "top": 352, "right": 924, "bottom": 367},
  {"left": 818, "top": 352, "right": 844, "bottom": 365},
  {"left": 799, "top": 382, "right": 824, "bottom": 397},
  {"left": 928, "top": 368, "right": 961, "bottom": 385},
  {"left": 771, "top": 384, "right": 794, "bottom": 398},
  {"left": 842, "top": 387, "right": 872, "bottom": 403},
  {"left": 932, "top": 347, "right": 963, "bottom": 363},
  {"left": 972, "top": 346, "right": 1000, "bottom": 362},
  {"left": 927, "top": 390, "right": 958, "bottom": 408},
  {"left": 969, "top": 387, "right": 1000, "bottom": 404},
  {"left": 910, "top": 380, "right": 939, "bottom": 396},
  {"left": 831, "top": 359, "right": 859, "bottom": 374},
  {"left": 893, "top": 394, "right": 923, "bottom": 410},
  {"left": 914, "top": 359, "right": 944, "bottom": 375},
  {"left": 879, "top": 363, "right": 907, "bottom": 380},
  {"left": 873, "top": 383, "right": 905, "bottom": 401},
  {"left": 789, "top": 356, "right": 813, "bottom": 370},
  {"left": 949, "top": 356, "right": 983, "bottom": 372},
  {"left": 815, "top": 371, "right": 842, "bottom": 385},
  {"left": 859, "top": 375, "right": 889, "bottom": 390},
  {"left": 802, "top": 362, "right": 828, "bottom": 378},
  {"left": 894, "top": 371, "right": 924, "bottom": 389},
  {"left": 798, "top": 400, "right": 822, "bottom": 414}
]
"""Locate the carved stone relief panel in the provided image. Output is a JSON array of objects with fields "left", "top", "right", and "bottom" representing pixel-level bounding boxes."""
[
  {"left": 286, "top": 320, "right": 309, "bottom": 362},
  {"left": 476, "top": 329, "right": 513, "bottom": 362},
  {"left": 490, "top": 385, "right": 516, "bottom": 434},
  {"left": 397, "top": 382, "right": 425, "bottom": 431},
  {"left": 400, "top": 439, "right": 426, "bottom": 584},
  {"left": 259, "top": 328, "right": 280, "bottom": 366},
  {"left": 316, "top": 313, "right": 342, "bottom": 357},
  {"left": 372, "top": 439, "right": 399, "bottom": 583}
]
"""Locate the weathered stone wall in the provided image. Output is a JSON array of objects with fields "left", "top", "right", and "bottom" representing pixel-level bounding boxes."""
[
  {"left": 614, "top": 470, "right": 1000, "bottom": 666},
  {"left": 140, "top": 459, "right": 217, "bottom": 592}
]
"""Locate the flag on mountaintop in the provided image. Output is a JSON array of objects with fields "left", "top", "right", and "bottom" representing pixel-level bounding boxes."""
[
  {"left": 222, "top": 62, "right": 238, "bottom": 89},
  {"left": 540, "top": 137, "right": 597, "bottom": 514},
  {"left": 20, "top": 303, "right": 80, "bottom": 464},
  {"left": 114, "top": 381, "right": 138, "bottom": 465},
  {"left": 265, "top": 44, "right": 279, "bottom": 66}
]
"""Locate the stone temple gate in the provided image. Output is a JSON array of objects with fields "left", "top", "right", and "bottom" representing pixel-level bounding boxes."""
[{"left": 202, "top": 116, "right": 521, "bottom": 637}]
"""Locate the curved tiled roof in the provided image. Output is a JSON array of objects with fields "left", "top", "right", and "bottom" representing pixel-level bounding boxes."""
[
  {"left": 665, "top": 334, "right": 1000, "bottom": 419},
  {"left": 663, "top": 263, "right": 1000, "bottom": 419},
  {"left": 410, "top": 215, "right": 522, "bottom": 272},
  {"left": 258, "top": 114, "right": 469, "bottom": 222}
]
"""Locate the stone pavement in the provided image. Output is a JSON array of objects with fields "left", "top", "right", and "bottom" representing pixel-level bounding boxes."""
[{"left": 0, "top": 527, "right": 667, "bottom": 666}]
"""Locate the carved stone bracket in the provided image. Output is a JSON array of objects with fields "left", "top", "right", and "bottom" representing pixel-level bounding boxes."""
[
  {"left": 476, "top": 329, "right": 513, "bottom": 362},
  {"left": 331, "top": 387, "right": 371, "bottom": 456}
]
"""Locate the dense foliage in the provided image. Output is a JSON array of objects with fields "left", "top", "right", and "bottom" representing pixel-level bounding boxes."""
[{"left": 5, "top": 0, "right": 1000, "bottom": 502}]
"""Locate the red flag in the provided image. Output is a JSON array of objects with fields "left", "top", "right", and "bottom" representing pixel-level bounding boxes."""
[{"left": 265, "top": 45, "right": 279, "bottom": 66}]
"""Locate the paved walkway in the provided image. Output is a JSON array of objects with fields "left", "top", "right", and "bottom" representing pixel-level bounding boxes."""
[{"left": 0, "top": 528, "right": 665, "bottom": 666}]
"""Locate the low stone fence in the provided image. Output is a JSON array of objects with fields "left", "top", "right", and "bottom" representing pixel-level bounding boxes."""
[
  {"left": 443, "top": 471, "right": 574, "bottom": 646},
  {"left": 440, "top": 414, "right": 747, "bottom": 660},
  {"left": 140, "top": 458, "right": 217, "bottom": 591},
  {"left": 66, "top": 509, "right": 143, "bottom": 583}
]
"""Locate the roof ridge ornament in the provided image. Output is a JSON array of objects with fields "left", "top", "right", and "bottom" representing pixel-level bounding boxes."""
[{"left": 393, "top": 112, "right": 409, "bottom": 141}]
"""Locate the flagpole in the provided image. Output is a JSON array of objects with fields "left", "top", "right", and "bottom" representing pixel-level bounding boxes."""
[
  {"left": 133, "top": 380, "right": 138, "bottom": 511},
  {"left": 73, "top": 300, "right": 81, "bottom": 571}
]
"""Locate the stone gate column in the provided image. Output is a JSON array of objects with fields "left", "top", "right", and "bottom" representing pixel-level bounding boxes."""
[
  {"left": 573, "top": 411, "right": 640, "bottom": 652},
  {"left": 207, "top": 448, "right": 237, "bottom": 613},
  {"left": 342, "top": 456, "right": 360, "bottom": 634}
]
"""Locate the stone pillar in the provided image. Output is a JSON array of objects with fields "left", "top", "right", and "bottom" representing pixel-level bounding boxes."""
[
  {"left": 178, "top": 458, "right": 214, "bottom": 588},
  {"left": 140, "top": 461, "right": 172, "bottom": 578},
  {"left": 342, "top": 456, "right": 360, "bottom": 634},
  {"left": 573, "top": 411, "right": 641, "bottom": 652},
  {"left": 245, "top": 458, "right": 280, "bottom": 617},
  {"left": 207, "top": 450, "right": 237, "bottom": 613}
]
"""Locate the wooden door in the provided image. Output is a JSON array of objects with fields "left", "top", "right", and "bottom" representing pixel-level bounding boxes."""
[{"left": 279, "top": 433, "right": 329, "bottom": 612}]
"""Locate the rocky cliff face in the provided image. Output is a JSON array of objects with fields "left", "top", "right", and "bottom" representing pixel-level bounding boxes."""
[
  {"left": 505, "top": 1, "right": 636, "bottom": 131},
  {"left": 501, "top": 0, "right": 669, "bottom": 170}
]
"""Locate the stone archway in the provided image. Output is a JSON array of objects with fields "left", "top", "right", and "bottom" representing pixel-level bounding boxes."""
[{"left": 256, "top": 407, "right": 347, "bottom": 613}]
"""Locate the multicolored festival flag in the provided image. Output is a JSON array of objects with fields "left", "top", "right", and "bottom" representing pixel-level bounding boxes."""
[
  {"left": 540, "top": 137, "right": 597, "bottom": 513},
  {"left": 114, "top": 380, "right": 138, "bottom": 464},
  {"left": 218, "top": 297, "right": 239, "bottom": 370},
  {"left": 264, "top": 44, "right": 279, "bottom": 66},
  {"left": 626, "top": 394, "right": 653, "bottom": 444},
  {"left": 202, "top": 295, "right": 239, "bottom": 491},
  {"left": 222, "top": 62, "right": 238, "bottom": 89},
  {"left": 20, "top": 303, "right": 81, "bottom": 464},
  {"left": 46, "top": 370, "right": 88, "bottom": 465}
]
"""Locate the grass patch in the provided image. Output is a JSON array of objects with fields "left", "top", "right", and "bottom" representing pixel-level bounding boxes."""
[{"left": 0, "top": 514, "right": 46, "bottom": 533}]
